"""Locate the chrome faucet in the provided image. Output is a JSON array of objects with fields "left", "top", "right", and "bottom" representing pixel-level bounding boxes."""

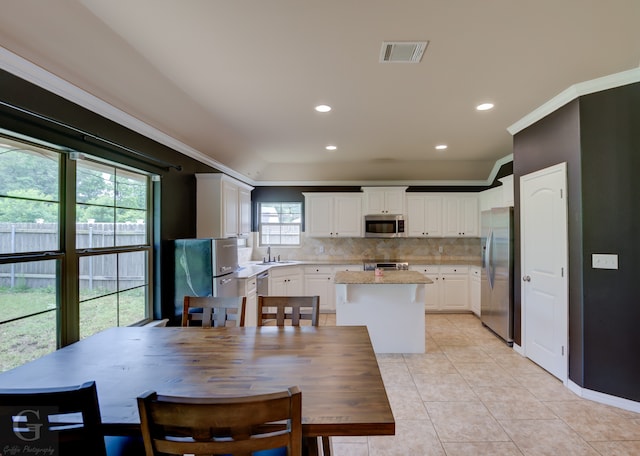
[{"left": 267, "top": 246, "right": 271, "bottom": 262}]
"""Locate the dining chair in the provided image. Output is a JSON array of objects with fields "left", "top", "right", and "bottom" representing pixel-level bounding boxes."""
[
  {"left": 256, "top": 296, "right": 329, "bottom": 454},
  {"left": 182, "top": 295, "right": 246, "bottom": 327},
  {"left": 257, "top": 296, "right": 320, "bottom": 327},
  {"left": 0, "top": 381, "right": 143, "bottom": 455},
  {"left": 137, "top": 385, "right": 302, "bottom": 456}
]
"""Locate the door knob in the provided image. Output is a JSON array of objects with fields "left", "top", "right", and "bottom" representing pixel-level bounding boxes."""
[{"left": 523, "top": 275, "right": 531, "bottom": 282}]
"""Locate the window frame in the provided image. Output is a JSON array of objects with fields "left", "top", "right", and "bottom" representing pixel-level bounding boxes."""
[
  {"left": 258, "top": 202, "right": 302, "bottom": 247},
  {"left": 0, "top": 132, "right": 155, "bottom": 359}
]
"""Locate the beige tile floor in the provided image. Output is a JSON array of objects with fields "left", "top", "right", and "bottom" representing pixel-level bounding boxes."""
[{"left": 317, "top": 313, "right": 640, "bottom": 456}]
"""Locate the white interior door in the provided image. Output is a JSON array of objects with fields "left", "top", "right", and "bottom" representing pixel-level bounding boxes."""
[{"left": 520, "top": 162, "right": 568, "bottom": 381}]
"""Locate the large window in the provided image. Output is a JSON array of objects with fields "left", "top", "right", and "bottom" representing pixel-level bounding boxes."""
[
  {"left": 75, "top": 160, "right": 150, "bottom": 339},
  {"left": 259, "top": 202, "right": 302, "bottom": 246},
  {"left": 0, "top": 134, "right": 153, "bottom": 371}
]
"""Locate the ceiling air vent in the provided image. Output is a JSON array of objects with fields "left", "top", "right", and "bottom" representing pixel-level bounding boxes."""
[{"left": 380, "top": 41, "right": 428, "bottom": 63}]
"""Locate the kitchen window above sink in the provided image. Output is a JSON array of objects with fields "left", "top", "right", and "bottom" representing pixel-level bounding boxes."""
[{"left": 259, "top": 202, "right": 302, "bottom": 246}]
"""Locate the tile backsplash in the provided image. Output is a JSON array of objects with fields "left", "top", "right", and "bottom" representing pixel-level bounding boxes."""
[{"left": 249, "top": 233, "right": 480, "bottom": 263}]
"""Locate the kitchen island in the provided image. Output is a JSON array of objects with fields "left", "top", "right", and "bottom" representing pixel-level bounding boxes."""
[{"left": 334, "top": 270, "right": 432, "bottom": 353}]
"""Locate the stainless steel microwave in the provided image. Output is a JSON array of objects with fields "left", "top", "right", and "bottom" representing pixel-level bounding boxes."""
[{"left": 364, "top": 214, "right": 405, "bottom": 238}]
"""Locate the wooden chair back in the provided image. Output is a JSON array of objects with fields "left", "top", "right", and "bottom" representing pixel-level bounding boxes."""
[
  {"left": 182, "top": 296, "right": 246, "bottom": 327},
  {"left": 0, "top": 381, "right": 107, "bottom": 455},
  {"left": 257, "top": 296, "right": 320, "bottom": 327},
  {"left": 137, "top": 386, "right": 302, "bottom": 456}
]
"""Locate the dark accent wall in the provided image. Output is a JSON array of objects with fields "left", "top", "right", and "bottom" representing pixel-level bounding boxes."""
[
  {"left": 579, "top": 84, "right": 640, "bottom": 401},
  {"left": 513, "top": 82, "right": 640, "bottom": 402},
  {"left": 0, "top": 69, "right": 220, "bottom": 321}
]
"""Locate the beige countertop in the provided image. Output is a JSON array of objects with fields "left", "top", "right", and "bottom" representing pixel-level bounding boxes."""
[
  {"left": 236, "top": 258, "right": 481, "bottom": 279},
  {"left": 334, "top": 270, "right": 433, "bottom": 285}
]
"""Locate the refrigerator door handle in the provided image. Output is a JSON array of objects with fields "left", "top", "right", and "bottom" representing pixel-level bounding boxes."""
[{"left": 487, "top": 229, "right": 495, "bottom": 290}]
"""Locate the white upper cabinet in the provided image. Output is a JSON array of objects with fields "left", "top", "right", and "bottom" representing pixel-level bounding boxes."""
[
  {"left": 304, "top": 193, "right": 362, "bottom": 238},
  {"left": 196, "top": 174, "right": 254, "bottom": 239},
  {"left": 442, "top": 194, "right": 478, "bottom": 237},
  {"left": 499, "top": 175, "right": 514, "bottom": 207},
  {"left": 406, "top": 194, "right": 443, "bottom": 237},
  {"left": 362, "top": 187, "right": 407, "bottom": 214},
  {"left": 478, "top": 186, "right": 502, "bottom": 212},
  {"left": 238, "top": 186, "right": 252, "bottom": 237},
  {"left": 479, "top": 174, "right": 514, "bottom": 212}
]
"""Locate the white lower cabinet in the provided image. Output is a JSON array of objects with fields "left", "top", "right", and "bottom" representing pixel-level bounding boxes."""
[
  {"left": 304, "top": 266, "right": 334, "bottom": 312},
  {"left": 239, "top": 275, "right": 258, "bottom": 326},
  {"left": 410, "top": 265, "right": 440, "bottom": 311},
  {"left": 440, "top": 266, "right": 469, "bottom": 311},
  {"left": 410, "top": 265, "right": 470, "bottom": 312},
  {"left": 304, "top": 264, "right": 361, "bottom": 313},
  {"left": 470, "top": 266, "right": 481, "bottom": 316},
  {"left": 269, "top": 266, "right": 303, "bottom": 296}
]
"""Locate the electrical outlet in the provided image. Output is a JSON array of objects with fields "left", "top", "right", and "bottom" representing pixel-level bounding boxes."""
[
  {"left": 318, "top": 246, "right": 324, "bottom": 254},
  {"left": 438, "top": 246, "right": 443, "bottom": 253},
  {"left": 592, "top": 253, "right": 618, "bottom": 270}
]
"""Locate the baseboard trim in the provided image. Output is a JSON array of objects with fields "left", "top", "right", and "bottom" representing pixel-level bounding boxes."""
[
  {"left": 511, "top": 342, "right": 524, "bottom": 356},
  {"left": 567, "top": 380, "right": 640, "bottom": 414}
]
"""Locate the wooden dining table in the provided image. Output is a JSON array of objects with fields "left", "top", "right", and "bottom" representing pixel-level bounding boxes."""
[{"left": 0, "top": 325, "right": 395, "bottom": 454}]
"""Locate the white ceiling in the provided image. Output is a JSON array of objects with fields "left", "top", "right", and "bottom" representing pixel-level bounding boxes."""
[{"left": 1, "top": 0, "right": 639, "bottom": 185}]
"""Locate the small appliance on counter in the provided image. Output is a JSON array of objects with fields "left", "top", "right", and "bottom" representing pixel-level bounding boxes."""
[{"left": 173, "top": 238, "right": 239, "bottom": 319}]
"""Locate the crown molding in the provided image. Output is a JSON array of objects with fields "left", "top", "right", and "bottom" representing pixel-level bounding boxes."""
[
  {"left": 0, "top": 46, "right": 251, "bottom": 184},
  {"left": 508, "top": 67, "right": 640, "bottom": 135}
]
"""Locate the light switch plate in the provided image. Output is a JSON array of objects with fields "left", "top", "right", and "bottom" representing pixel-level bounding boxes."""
[{"left": 592, "top": 254, "right": 618, "bottom": 270}]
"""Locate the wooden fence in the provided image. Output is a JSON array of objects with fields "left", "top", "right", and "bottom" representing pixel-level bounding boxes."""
[{"left": 0, "top": 222, "right": 147, "bottom": 290}]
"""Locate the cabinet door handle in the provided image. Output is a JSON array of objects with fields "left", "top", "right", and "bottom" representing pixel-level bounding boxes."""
[{"left": 523, "top": 275, "right": 531, "bottom": 282}]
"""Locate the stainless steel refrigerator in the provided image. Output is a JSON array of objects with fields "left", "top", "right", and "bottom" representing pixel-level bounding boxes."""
[
  {"left": 480, "top": 207, "right": 514, "bottom": 345},
  {"left": 173, "top": 238, "right": 239, "bottom": 318}
]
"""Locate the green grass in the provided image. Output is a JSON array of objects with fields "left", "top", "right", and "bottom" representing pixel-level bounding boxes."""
[{"left": 0, "top": 288, "right": 146, "bottom": 372}]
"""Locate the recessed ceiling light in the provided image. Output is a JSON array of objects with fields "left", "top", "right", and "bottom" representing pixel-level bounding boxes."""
[
  {"left": 476, "top": 103, "right": 494, "bottom": 111},
  {"left": 315, "top": 105, "right": 332, "bottom": 113},
  {"left": 325, "top": 145, "right": 337, "bottom": 151},
  {"left": 435, "top": 144, "right": 448, "bottom": 150}
]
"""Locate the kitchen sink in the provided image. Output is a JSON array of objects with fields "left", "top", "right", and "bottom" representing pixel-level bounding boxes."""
[{"left": 260, "top": 260, "right": 297, "bottom": 265}]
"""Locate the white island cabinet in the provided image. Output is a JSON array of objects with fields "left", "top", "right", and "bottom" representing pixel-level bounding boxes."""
[{"left": 335, "top": 270, "right": 431, "bottom": 353}]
